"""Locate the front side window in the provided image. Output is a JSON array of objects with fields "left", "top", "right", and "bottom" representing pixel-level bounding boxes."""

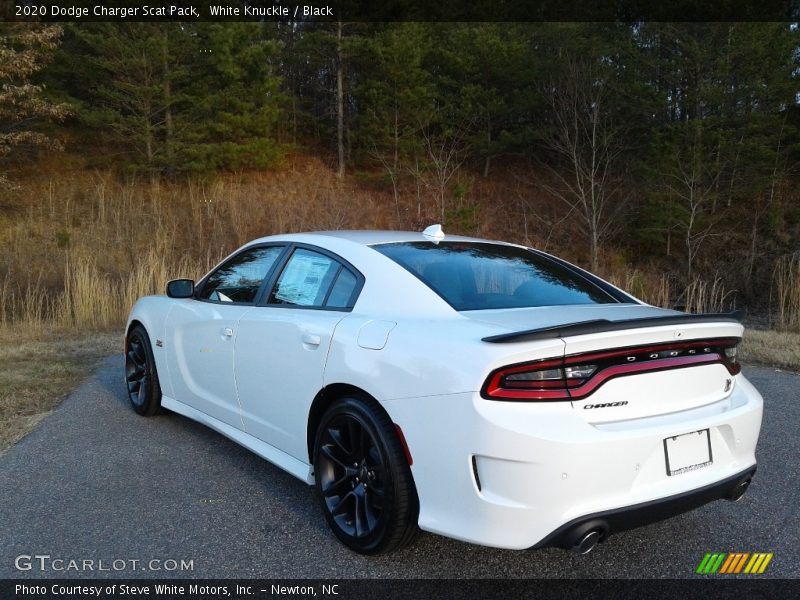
[
  {"left": 268, "top": 248, "right": 357, "bottom": 309},
  {"left": 373, "top": 241, "right": 621, "bottom": 310},
  {"left": 198, "top": 246, "right": 284, "bottom": 303}
]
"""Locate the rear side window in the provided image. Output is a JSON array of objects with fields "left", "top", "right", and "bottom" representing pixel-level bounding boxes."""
[
  {"left": 373, "top": 242, "right": 620, "bottom": 310},
  {"left": 326, "top": 268, "right": 358, "bottom": 308},
  {"left": 267, "top": 248, "right": 359, "bottom": 309}
]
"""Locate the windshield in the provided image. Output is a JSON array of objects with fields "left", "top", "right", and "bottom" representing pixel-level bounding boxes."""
[{"left": 373, "top": 242, "right": 622, "bottom": 311}]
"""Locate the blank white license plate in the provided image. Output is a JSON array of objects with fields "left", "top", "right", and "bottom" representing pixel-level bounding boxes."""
[{"left": 664, "top": 429, "right": 712, "bottom": 476}]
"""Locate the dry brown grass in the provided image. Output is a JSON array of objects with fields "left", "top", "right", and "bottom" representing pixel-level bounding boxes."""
[
  {"left": 0, "top": 156, "right": 404, "bottom": 331},
  {"left": 0, "top": 328, "right": 120, "bottom": 454},
  {"left": 740, "top": 329, "right": 800, "bottom": 372},
  {"left": 0, "top": 155, "right": 797, "bottom": 334},
  {"left": 772, "top": 253, "right": 800, "bottom": 332},
  {"left": 607, "top": 269, "right": 671, "bottom": 308},
  {"left": 604, "top": 271, "right": 736, "bottom": 315},
  {"left": 680, "top": 275, "right": 736, "bottom": 314}
]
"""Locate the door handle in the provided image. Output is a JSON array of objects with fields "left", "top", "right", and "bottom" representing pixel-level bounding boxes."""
[
  {"left": 222, "top": 327, "right": 234, "bottom": 338},
  {"left": 302, "top": 333, "right": 321, "bottom": 347}
]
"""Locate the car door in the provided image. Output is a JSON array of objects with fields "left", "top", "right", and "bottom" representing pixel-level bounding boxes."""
[
  {"left": 235, "top": 245, "right": 362, "bottom": 460},
  {"left": 164, "top": 244, "right": 287, "bottom": 429}
]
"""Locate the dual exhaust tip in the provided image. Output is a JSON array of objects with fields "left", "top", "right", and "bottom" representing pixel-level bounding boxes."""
[{"left": 568, "top": 476, "right": 753, "bottom": 555}]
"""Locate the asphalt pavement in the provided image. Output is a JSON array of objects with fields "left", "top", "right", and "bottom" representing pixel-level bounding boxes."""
[{"left": 1, "top": 357, "right": 797, "bottom": 579}]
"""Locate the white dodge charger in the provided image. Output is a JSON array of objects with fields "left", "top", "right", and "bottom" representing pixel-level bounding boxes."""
[{"left": 124, "top": 227, "right": 762, "bottom": 554}]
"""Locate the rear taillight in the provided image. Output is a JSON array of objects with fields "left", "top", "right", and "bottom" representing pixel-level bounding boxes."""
[
  {"left": 723, "top": 345, "right": 740, "bottom": 374},
  {"left": 483, "top": 338, "right": 741, "bottom": 401},
  {"left": 484, "top": 358, "right": 572, "bottom": 399}
]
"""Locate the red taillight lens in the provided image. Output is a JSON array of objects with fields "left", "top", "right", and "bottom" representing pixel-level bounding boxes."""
[{"left": 483, "top": 338, "right": 741, "bottom": 401}]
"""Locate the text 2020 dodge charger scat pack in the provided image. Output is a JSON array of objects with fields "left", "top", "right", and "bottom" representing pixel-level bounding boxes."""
[{"left": 125, "top": 227, "right": 762, "bottom": 555}]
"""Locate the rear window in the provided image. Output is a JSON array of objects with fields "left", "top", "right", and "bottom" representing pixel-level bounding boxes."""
[{"left": 373, "top": 241, "right": 620, "bottom": 310}]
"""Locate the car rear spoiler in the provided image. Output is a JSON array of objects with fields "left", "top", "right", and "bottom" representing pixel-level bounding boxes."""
[{"left": 481, "top": 311, "right": 743, "bottom": 344}]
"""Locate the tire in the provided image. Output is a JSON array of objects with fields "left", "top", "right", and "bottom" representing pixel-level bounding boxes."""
[
  {"left": 313, "top": 396, "right": 419, "bottom": 555},
  {"left": 125, "top": 325, "right": 162, "bottom": 416}
]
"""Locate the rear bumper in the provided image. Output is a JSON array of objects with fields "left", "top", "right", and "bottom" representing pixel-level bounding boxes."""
[
  {"left": 533, "top": 465, "right": 756, "bottom": 549},
  {"left": 381, "top": 372, "right": 763, "bottom": 550}
]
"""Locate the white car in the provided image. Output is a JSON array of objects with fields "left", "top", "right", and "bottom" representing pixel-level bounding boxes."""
[{"left": 124, "top": 227, "right": 762, "bottom": 555}]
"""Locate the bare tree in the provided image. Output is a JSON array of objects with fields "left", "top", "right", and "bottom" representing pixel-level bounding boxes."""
[
  {"left": 407, "top": 122, "right": 471, "bottom": 224},
  {"left": 668, "top": 163, "right": 717, "bottom": 283},
  {"left": 512, "top": 179, "right": 584, "bottom": 254},
  {"left": 661, "top": 126, "right": 720, "bottom": 283},
  {"left": 370, "top": 139, "right": 402, "bottom": 221},
  {"left": 538, "top": 61, "right": 626, "bottom": 272}
]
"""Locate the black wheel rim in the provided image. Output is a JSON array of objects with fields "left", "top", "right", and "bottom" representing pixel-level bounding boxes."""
[
  {"left": 318, "top": 414, "right": 386, "bottom": 538},
  {"left": 125, "top": 335, "right": 149, "bottom": 407}
]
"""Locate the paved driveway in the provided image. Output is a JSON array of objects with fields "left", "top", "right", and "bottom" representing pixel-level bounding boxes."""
[{"left": 1, "top": 358, "right": 797, "bottom": 578}]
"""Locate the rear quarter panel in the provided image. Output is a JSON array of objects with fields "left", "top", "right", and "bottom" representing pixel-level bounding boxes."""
[{"left": 323, "top": 314, "right": 567, "bottom": 401}]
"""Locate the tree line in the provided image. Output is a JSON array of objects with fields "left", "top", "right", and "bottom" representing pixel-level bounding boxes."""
[{"left": 3, "top": 21, "right": 799, "bottom": 307}]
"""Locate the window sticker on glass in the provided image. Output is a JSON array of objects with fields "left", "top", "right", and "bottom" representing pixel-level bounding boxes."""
[{"left": 274, "top": 250, "right": 338, "bottom": 306}]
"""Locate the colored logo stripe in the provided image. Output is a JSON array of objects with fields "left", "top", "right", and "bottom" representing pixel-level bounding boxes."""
[
  {"left": 744, "top": 553, "right": 773, "bottom": 574},
  {"left": 697, "top": 552, "right": 773, "bottom": 574},
  {"left": 696, "top": 553, "right": 713, "bottom": 574},
  {"left": 719, "top": 552, "right": 749, "bottom": 573},
  {"left": 697, "top": 553, "right": 726, "bottom": 574},
  {"left": 719, "top": 553, "right": 736, "bottom": 573}
]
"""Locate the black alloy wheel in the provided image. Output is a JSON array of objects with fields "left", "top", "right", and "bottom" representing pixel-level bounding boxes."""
[
  {"left": 314, "top": 396, "right": 418, "bottom": 554},
  {"left": 125, "top": 325, "right": 162, "bottom": 416}
]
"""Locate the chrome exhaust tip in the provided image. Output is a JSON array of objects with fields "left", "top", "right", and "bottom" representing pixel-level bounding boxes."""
[
  {"left": 573, "top": 529, "right": 602, "bottom": 555},
  {"left": 728, "top": 478, "right": 751, "bottom": 502}
]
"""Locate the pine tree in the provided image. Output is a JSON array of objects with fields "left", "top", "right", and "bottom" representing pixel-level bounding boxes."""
[
  {"left": 56, "top": 23, "right": 178, "bottom": 172},
  {"left": 174, "top": 22, "right": 285, "bottom": 172},
  {"left": 53, "top": 22, "right": 285, "bottom": 174},
  {"left": 351, "top": 23, "right": 435, "bottom": 212}
]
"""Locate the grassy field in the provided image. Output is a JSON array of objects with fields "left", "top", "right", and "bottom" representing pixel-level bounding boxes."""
[
  {"left": 1, "top": 326, "right": 797, "bottom": 456},
  {"left": 0, "top": 330, "right": 119, "bottom": 454},
  {"left": 739, "top": 329, "right": 800, "bottom": 372},
  {"left": 7, "top": 159, "right": 789, "bottom": 332}
]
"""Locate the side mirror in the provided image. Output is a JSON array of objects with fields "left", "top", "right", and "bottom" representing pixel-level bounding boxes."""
[{"left": 166, "top": 279, "right": 194, "bottom": 299}]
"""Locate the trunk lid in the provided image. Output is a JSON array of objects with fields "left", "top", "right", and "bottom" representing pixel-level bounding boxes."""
[
  {"left": 470, "top": 304, "right": 743, "bottom": 422},
  {"left": 560, "top": 318, "right": 742, "bottom": 423}
]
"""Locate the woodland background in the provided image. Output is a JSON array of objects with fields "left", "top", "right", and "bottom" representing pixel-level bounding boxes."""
[{"left": 2, "top": 20, "right": 800, "bottom": 333}]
